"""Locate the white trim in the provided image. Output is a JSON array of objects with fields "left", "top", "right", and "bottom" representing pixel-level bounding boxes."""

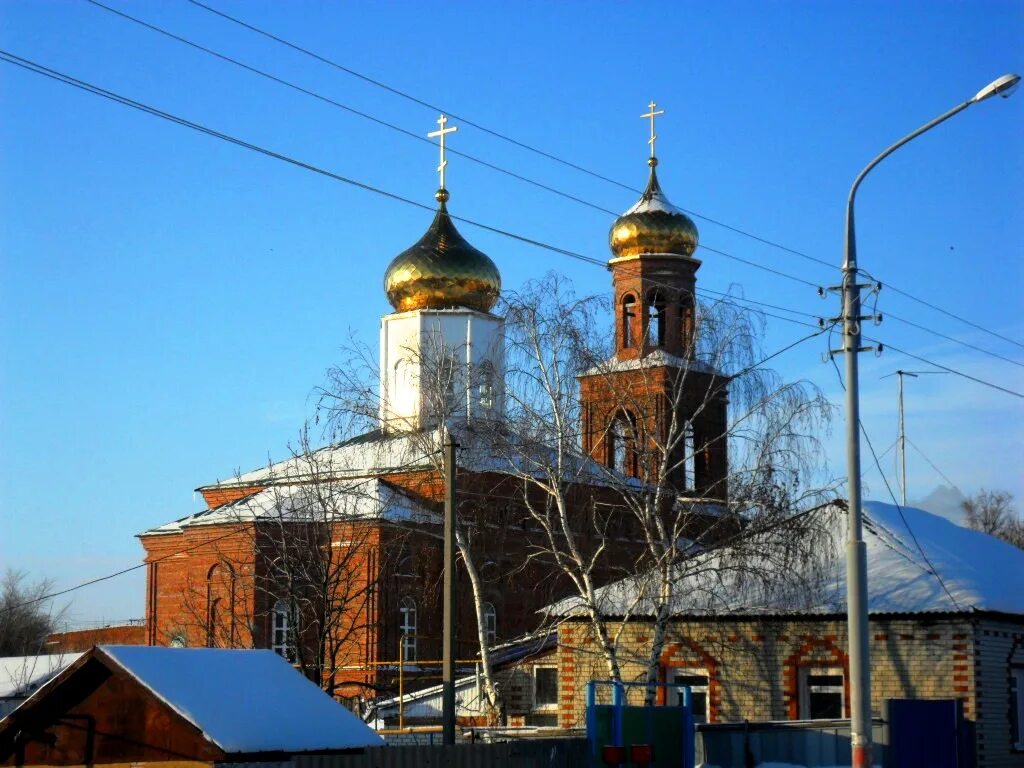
[
  {"left": 798, "top": 666, "right": 845, "bottom": 720},
  {"left": 532, "top": 664, "right": 558, "bottom": 711}
]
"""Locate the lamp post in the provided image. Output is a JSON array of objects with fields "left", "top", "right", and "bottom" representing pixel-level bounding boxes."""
[{"left": 841, "top": 72, "right": 1020, "bottom": 768}]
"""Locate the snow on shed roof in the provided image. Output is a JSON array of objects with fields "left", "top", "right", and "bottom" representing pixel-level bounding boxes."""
[
  {"left": 0, "top": 653, "right": 82, "bottom": 701},
  {"left": 550, "top": 501, "right": 1024, "bottom": 618},
  {"left": 98, "top": 646, "right": 383, "bottom": 753}
]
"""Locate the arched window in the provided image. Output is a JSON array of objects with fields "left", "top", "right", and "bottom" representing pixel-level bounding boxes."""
[
  {"left": 271, "top": 599, "right": 295, "bottom": 662},
  {"left": 647, "top": 292, "right": 666, "bottom": 347},
  {"left": 478, "top": 361, "right": 495, "bottom": 411},
  {"left": 681, "top": 296, "right": 695, "bottom": 354},
  {"left": 621, "top": 294, "right": 637, "bottom": 349},
  {"left": 399, "top": 597, "right": 417, "bottom": 662},
  {"left": 684, "top": 422, "right": 696, "bottom": 491},
  {"left": 206, "top": 563, "right": 235, "bottom": 647},
  {"left": 482, "top": 602, "right": 497, "bottom": 647},
  {"left": 207, "top": 598, "right": 221, "bottom": 648},
  {"left": 607, "top": 412, "right": 636, "bottom": 477}
]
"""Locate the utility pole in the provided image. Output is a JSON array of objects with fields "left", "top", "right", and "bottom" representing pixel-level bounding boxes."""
[
  {"left": 884, "top": 369, "right": 946, "bottom": 506},
  {"left": 442, "top": 429, "right": 458, "bottom": 745},
  {"left": 836, "top": 72, "right": 1019, "bottom": 768},
  {"left": 897, "top": 370, "right": 914, "bottom": 506}
]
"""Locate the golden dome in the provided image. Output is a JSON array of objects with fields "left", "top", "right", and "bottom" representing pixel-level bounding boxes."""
[
  {"left": 384, "top": 192, "right": 501, "bottom": 313},
  {"left": 609, "top": 161, "right": 699, "bottom": 260}
]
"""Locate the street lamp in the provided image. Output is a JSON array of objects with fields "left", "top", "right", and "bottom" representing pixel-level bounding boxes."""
[{"left": 841, "top": 72, "right": 1019, "bottom": 768}]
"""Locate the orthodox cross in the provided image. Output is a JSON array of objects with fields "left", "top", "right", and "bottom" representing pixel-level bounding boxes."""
[
  {"left": 641, "top": 100, "right": 664, "bottom": 159},
  {"left": 428, "top": 114, "right": 459, "bottom": 191}
]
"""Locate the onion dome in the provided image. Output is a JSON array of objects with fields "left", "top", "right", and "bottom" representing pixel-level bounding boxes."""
[
  {"left": 384, "top": 190, "right": 502, "bottom": 313},
  {"left": 609, "top": 159, "right": 699, "bottom": 259}
]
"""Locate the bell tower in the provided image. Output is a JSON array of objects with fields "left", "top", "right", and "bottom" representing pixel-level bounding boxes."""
[{"left": 580, "top": 103, "right": 728, "bottom": 500}]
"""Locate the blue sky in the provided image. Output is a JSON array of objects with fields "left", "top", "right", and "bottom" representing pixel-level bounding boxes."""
[{"left": 1, "top": 0, "right": 1021, "bottom": 624}]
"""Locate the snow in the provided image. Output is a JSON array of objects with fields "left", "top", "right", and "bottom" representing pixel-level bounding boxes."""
[
  {"left": 143, "top": 478, "right": 436, "bottom": 535},
  {"left": 623, "top": 185, "right": 684, "bottom": 217},
  {"left": 0, "top": 653, "right": 82, "bottom": 716},
  {"left": 549, "top": 501, "right": 1024, "bottom": 618},
  {"left": 100, "top": 646, "right": 383, "bottom": 753}
]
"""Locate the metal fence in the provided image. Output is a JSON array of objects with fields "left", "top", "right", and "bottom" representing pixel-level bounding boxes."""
[
  {"left": 696, "top": 718, "right": 888, "bottom": 768},
  {"left": 288, "top": 739, "right": 589, "bottom": 768}
]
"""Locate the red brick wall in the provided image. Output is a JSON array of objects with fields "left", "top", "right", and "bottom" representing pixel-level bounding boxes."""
[{"left": 47, "top": 624, "right": 146, "bottom": 653}]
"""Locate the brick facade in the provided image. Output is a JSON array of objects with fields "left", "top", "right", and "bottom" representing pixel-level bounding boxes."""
[
  {"left": 46, "top": 623, "right": 146, "bottom": 653},
  {"left": 552, "top": 614, "right": 1024, "bottom": 767}
]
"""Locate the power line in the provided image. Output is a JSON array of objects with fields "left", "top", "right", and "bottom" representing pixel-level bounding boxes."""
[
  {"left": 828, "top": 354, "right": 962, "bottom": 610},
  {"left": 906, "top": 437, "right": 961, "bottom": 492},
  {"left": 2, "top": 451, "right": 442, "bottom": 614},
  {"left": 864, "top": 337, "right": 1024, "bottom": 399},
  {"left": 4, "top": 49, "right": 1020, "bottom": 400},
  {"left": 84, "top": 0, "right": 823, "bottom": 293},
  {"left": 184, "top": 0, "right": 1024, "bottom": 353},
  {"left": 884, "top": 309, "right": 1024, "bottom": 370},
  {"left": 91, "top": 0, "right": 1023, "bottom": 362},
  {"left": 0, "top": 48, "right": 821, "bottom": 334},
  {"left": 888, "top": 284, "right": 1024, "bottom": 352}
]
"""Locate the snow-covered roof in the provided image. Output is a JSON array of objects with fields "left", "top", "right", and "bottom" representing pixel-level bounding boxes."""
[
  {"left": 581, "top": 350, "right": 723, "bottom": 378},
  {"left": 143, "top": 478, "right": 437, "bottom": 535},
  {"left": 98, "top": 647, "right": 381, "bottom": 752},
  {"left": 550, "top": 501, "right": 1024, "bottom": 618},
  {"left": 189, "top": 427, "right": 630, "bottom": 501},
  {"left": 0, "top": 653, "right": 82, "bottom": 712},
  {"left": 196, "top": 430, "right": 433, "bottom": 491}
]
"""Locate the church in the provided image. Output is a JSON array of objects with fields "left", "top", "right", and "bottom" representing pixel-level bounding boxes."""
[{"left": 137, "top": 105, "right": 731, "bottom": 708}]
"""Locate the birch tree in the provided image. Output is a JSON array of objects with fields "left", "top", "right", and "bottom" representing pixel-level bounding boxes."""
[{"left": 494, "top": 273, "right": 837, "bottom": 695}]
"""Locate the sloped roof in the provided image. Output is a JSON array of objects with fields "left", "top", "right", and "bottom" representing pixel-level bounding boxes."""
[
  {"left": 142, "top": 478, "right": 437, "bottom": 536},
  {"left": 550, "top": 501, "right": 1024, "bottom": 618},
  {"left": 3, "top": 646, "right": 383, "bottom": 753},
  {"left": 0, "top": 653, "right": 82, "bottom": 705}
]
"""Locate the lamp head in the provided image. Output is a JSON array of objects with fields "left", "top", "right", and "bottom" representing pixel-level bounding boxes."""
[{"left": 972, "top": 73, "right": 1021, "bottom": 103}]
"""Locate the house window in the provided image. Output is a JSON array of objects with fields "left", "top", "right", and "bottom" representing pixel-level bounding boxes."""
[
  {"left": 672, "top": 670, "right": 710, "bottom": 723},
  {"left": 271, "top": 599, "right": 295, "bottom": 662},
  {"left": 1012, "top": 665, "right": 1024, "bottom": 750},
  {"left": 482, "top": 602, "right": 497, "bottom": 647},
  {"left": 399, "top": 597, "right": 417, "bottom": 662},
  {"left": 533, "top": 666, "right": 558, "bottom": 709},
  {"left": 622, "top": 294, "right": 637, "bottom": 348},
  {"left": 647, "top": 292, "right": 666, "bottom": 347},
  {"left": 799, "top": 667, "right": 845, "bottom": 719}
]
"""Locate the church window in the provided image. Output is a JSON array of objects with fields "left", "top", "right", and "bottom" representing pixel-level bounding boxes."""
[
  {"left": 683, "top": 422, "right": 696, "bottom": 491},
  {"left": 399, "top": 597, "right": 417, "bottom": 662},
  {"left": 608, "top": 412, "right": 637, "bottom": 477},
  {"left": 622, "top": 294, "right": 637, "bottom": 348},
  {"left": 478, "top": 361, "right": 495, "bottom": 411},
  {"left": 482, "top": 602, "right": 497, "bottom": 647},
  {"left": 681, "top": 295, "right": 695, "bottom": 353},
  {"left": 647, "top": 292, "right": 666, "bottom": 347},
  {"left": 206, "top": 598, "right": 220, "bottom": 648},
  {"left": 271, "top": 599, "right": 295, "bottom": 662}
]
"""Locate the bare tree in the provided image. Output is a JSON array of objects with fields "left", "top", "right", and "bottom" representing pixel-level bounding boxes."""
[
  {"left": 494, "top": 273, "right": 837, "bottom": 696},
  {"left": 177, "top": 421, "right": 404, "bottom": 703},
  {"left": 321, "top": 328, "right": 509, "bottom": 721},
  {"left": 0, "top": 570, "right": 65, "bottom": 657},
  {"left": 963, "top": 489, "right": 1022, "bottom": 549}
]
